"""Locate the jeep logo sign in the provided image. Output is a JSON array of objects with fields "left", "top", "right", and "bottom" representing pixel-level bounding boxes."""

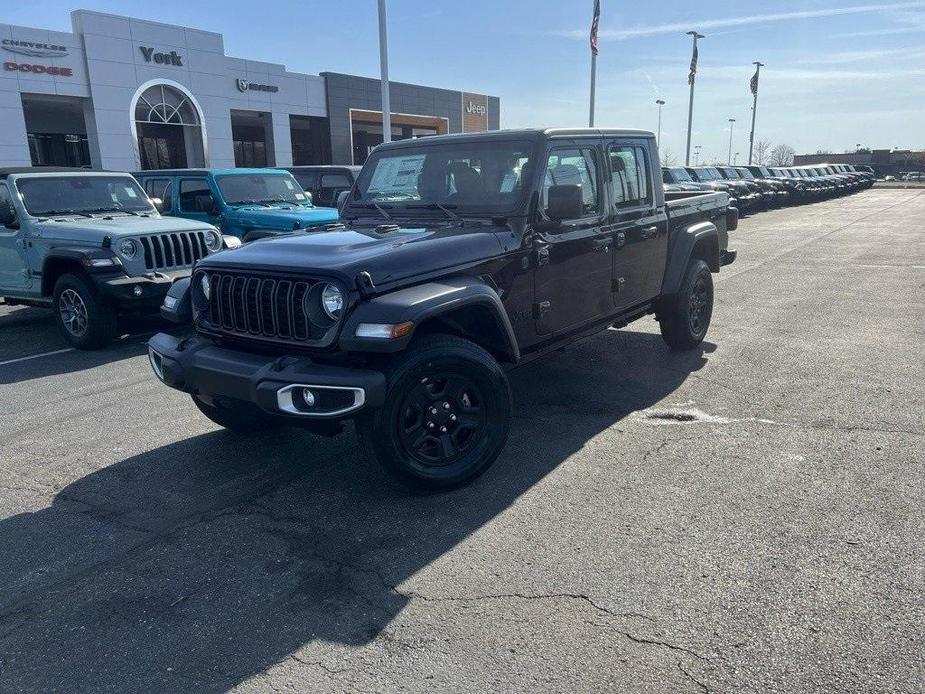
[
  {"left": 466, "top": 101, "right": 487, "bottom": 116},
  {"left": 138, "top": 46, "right": 183, "bottom": 66},
  {"left": 462, "top": 92, "right": 489, "bottom": 133}
]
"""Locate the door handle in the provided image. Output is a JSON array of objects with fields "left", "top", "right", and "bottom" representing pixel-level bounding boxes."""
[{"left": 641, "top": 226, "right": 659, "bottom": 239}]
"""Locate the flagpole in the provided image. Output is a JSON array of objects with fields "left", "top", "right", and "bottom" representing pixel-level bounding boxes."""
[
  {"left": 748, "top": 61, "right": 764, "bottom": 165},
  {"left": 378, "top": 0, "right": 391, "bottom": 144},
  {"left": 589, "top": 51, "right": 597, "bottom": 127},
  {"left": 588, "top": 0, "right": 600, "bottom": 127},
  {"left": 685, "top": 31, "right": 704, "bottom": 166}
]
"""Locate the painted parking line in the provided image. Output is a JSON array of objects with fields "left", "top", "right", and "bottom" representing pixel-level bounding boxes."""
[{"left": 0, "top": 348, "right": 75, "bottom": 367}]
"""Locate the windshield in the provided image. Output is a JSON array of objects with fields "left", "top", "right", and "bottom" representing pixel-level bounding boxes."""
[
  {"left": 694, "top": 168, "right": 716, "bottom": 180},
  {"left": 721, "top": 168, "right": 739, "bottom": 179},
  {"left": 669, "top": 167, "right": 693, "bottom": 183},
  {"left": 736, "top": 168, "right": 755, "bottom": 179},
  {"left": 758, "top": 167, "right": 772, "bottom": 177},
  {"left": 16, "top": 175, "right": 155, "bottom": 216},
  {"left": 351, "top": 140, "right": 534, "bottom": 214},
  {"left": 215, "top": 173, "right": 310, "bottom": 206}
]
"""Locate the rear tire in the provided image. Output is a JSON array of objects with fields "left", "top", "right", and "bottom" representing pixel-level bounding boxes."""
[
  {"left": 52, "top": 273, "right": 117, "bottom": 349},
  {"left": 358, "top": 334, "right": 512, "bottom": 492},
  {"left": 658, "top": 259, "right": 714, "bottom": 351},
  {"left": 192, "top": 394, "right": 283, "bottom": 432}
]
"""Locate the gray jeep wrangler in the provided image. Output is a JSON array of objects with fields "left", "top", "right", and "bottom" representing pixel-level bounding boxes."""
[{"left": 0, "top": 168, "right": 226, "bottom": 349}]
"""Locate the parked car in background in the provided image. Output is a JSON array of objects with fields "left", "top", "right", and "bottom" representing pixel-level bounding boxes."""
[
  {"left": 737, "top": 166, "right": 788, "bottom": 205},
  {"left": 0, "top": 167, "right": 221, "bottom": 348},
  {"left": 285, "top": 165, "right": 362, "bottom": 209},
  {"left": 714, "top": 167, "right": 767, "bottom": 210},
  {"left": 149, "top": 128, "right": 737, "bottom": 490},
  {"left": 687, "top": 166, "right": 756, "bottom": 211},
  {"left": 134, "top": 168, "right": 339, "bottom": 243}
]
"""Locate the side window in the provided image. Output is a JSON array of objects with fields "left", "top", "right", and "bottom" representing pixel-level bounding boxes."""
[
  {"left": 0, "top": 183, "right": 16, "bottom": 228},
  {"left": 143, "top": 178, "right": 172, "bottom": 210},
  {"left": 293, "top": 173, "right": 317, "bottom": 192},
  {"left": 542, "top": 147, "right": 600, "bottom": 217},
  {"left": 179, "top": 179, "right": 213, "bottom": 213},
  {"left": 608, "top": 144, "right": 651, "bottom": 207}
]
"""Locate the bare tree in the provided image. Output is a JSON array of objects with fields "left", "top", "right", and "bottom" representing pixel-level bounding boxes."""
[
  {"left": 660, "top": 148, "right": 678, "bottom": 167},
  {"left": 769, "top": 144, "right": 795, "bottom": 167},
  {"left": 754, "top": 139, "right": 773, "bottom": 165}
]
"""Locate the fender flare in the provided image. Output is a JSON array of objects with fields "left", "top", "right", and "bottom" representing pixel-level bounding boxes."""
[
  {"left": 661, "top": 221, "right": 719, "bottom": 296},
  {"left": 41, "top": 247, "right": 122, "bottom": 295},
  {"left": 340, "top": 277, "right": 520, "bottom": 362}
]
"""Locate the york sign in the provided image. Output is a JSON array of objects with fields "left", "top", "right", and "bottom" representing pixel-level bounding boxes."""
[
  {"left": 3, "top": 62, "right": 73, "bottom": 76},
  {"left": 138, "top": 46, "right": 183, "bottom": 66}
]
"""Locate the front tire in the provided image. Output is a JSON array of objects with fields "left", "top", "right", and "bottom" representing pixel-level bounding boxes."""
[
  {"left": 658, "top": 259, "right": 714, "bottom": 351},
  {"left": 358, "top": 334, "right": 512, "bottom": 492},
  {"left": 53, "top": 273, "right": 117, "bottom": 349}
]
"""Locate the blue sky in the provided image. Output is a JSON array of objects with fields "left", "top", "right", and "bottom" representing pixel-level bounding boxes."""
[{"left": 4, "top": 1, "right": 925, "bottom": 162}]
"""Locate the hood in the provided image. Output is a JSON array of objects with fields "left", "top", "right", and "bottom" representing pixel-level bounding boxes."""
[
  {"left": 200, "top": 222, "right": 507, "bottom": 287},
  {"left": 224, "top": 205, "right": 339, "bottom": 230},
  {"left": 36, "top": 214, "right": 216, "bottom": 243}
]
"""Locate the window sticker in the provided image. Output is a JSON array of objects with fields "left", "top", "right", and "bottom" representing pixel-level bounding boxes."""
[
  {"left": 294, "top": 192, "right": 305, "bottom": 200},
  {"left": 124, "top": 186, "right": 138, "bottom": 198},
  {"left": 284, "top": 179, "right": 295, "bottom": 190}
]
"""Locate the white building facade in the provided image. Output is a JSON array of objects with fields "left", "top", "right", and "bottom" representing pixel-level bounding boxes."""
[{"left": 0, "top": 10, "right": 499, "bottom": 171}]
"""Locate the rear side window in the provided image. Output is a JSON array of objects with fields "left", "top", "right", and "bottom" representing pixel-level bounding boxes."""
[
  {"left": 607, "top": 144, "right": 651, "bottom": 207},
  {"left": 0, "top": 183, "right": 15, "bottom": 228},
  {"left": 292, "top": 172, "right": 317, "bottom": 191},
  {"left": 179, "top": 179, "right": 213, "bottom": 213},
  {"left": 542, "top": 147, "right": 600, "bottom": 216},
  {"left": 143, "top": 178, "right": 172, "bottom": 210}
]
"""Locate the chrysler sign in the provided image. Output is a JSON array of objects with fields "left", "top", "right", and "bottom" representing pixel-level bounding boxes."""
[{"left": 2, "top": 39, "right": 68, "bottom": 58}]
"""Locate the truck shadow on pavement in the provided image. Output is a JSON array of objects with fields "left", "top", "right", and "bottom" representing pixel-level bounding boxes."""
[{"left": 0, "top": 329, "right": 713, "bottom": 692}]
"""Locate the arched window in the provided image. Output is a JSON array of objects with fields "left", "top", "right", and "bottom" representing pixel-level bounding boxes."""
[{"left": 134, "top": 84, "right": 200, "bottom": 126}]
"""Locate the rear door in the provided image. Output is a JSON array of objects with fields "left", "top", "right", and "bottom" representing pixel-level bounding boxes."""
[
  {"left": 605, "top": 138, "right": 667, "bottom": 307},
  {"left": 533, "top": 138, "right": 615, "bottom": 335}
]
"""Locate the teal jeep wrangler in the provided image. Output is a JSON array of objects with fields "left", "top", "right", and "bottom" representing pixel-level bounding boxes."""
[
  {"left": 0, "top": 167, "right": 224, "bottom": 349},
  {"left": 133, "top": 168, "right": 340, "bottom": 243}
]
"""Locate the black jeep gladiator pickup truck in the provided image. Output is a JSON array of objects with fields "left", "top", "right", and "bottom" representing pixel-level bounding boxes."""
[{"left": 148, "top": 129, "right": 737, "bottom": 490}]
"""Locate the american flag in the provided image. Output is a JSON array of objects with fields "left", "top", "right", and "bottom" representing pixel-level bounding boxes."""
[
  {"left": 590, "top": 0, "right": 601, "bottom": 56},
  {"left": 750, "top": 67, "right": 760, "bottom": 95},
  {"left": 688, "top": 43, "right": 698, "bottom": 85}
]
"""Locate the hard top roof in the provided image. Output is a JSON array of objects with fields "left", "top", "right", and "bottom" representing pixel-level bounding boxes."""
[
  {"left": 373, "top": 128, "right": 655, "bottom": 151},
  {"left": 0, "top": 167, "right": 103, "bottom": 179}
]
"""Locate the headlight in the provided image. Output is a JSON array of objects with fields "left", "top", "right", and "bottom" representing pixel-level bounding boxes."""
[
  {"left": 118, "top": 239, "right": 137, "bottom": 259},
  {"left": 204, "top": 230, "right": 222, "bottom": 252},
  {"left": 200, "top": 273, "right": 211, "bottom": 301},
  {"left": 320, "top": 283, "right": 343, "bottom": 320}
]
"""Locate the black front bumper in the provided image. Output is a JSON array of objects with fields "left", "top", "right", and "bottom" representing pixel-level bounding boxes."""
[
  {"left": 94, "top": 270, "right": 191, "bottom": 310},
  {"left": 147, "top": 333, "right": 387, "bottom": 420}
]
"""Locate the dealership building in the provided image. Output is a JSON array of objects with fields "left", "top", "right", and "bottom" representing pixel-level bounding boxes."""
[{"left": 0, "top": 10, "right": 500, "bottom": 171}]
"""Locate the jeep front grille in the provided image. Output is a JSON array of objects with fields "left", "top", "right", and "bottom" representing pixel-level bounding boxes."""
[
  {"left": 202, "top": 272, "right": 333, "bottom": 345},
  {"left": 139, "top": 231, "right": 209, "bottom": 271}
]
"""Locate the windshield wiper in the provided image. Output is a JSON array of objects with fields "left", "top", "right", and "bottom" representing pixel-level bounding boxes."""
[
  {"left": 34, "top": 209, "right": 94, "bottom": 218},
  {"left": 259, "top": 199, "right": 298, "bottom": 206},
  {"left": 230, "top": 199, "right": 271, "bottom": 207},
  {"left": 407, "top": 203, "right": 460, "bottom": 221},
  {"left": 353, "top": 202, "right": 393, "bottom": 221},
  {"left": 86, "top": 207, "right": 141, "bottom": 216}
]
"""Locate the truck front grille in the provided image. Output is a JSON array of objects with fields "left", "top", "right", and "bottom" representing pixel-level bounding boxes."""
[
  {"left": 139, "top": 231, "right": 209, "bottom": 271},
  {"left": 202, "top": 271, "right": 333, "bottom": 345}
]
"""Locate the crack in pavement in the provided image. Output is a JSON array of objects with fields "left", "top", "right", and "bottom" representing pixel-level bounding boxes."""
[{"left": 678, "top": 660, "right": 710, "bottom": 693}]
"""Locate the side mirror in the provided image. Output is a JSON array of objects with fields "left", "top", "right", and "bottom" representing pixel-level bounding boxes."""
[
  {"left": 336, "top": 190, "right": 350, "bottom": 214},
  {"left": 546, "top": 184, "right": 584, "bottom": 221},
  {"left": 150, "top": 197, "right": 165, "bottom": 213},
  {"left": 0, "top": 202, "right": 16, "bottom": 228}
]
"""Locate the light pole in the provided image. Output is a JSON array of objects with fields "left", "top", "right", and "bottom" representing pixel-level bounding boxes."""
[
  {"left": 727, "top": 118, "right": 736, "bottom": 165},
  {"left": 694, "top": 145, "right": 702, "bottom": 166},
  {"left": 747, "top": 61, "right": 764, "bottom": 164},
  {"left": 378, "top": 0, "right": 391, "bottom": 144},
  {"left": 656, "top": 99, "right": 665, "bottom": 146},
  {"left": 733, "top": 152, "right": 739, "bottom": 165},
  {"left": 685, "top": 31, "right": 704, "bottom": 166}
]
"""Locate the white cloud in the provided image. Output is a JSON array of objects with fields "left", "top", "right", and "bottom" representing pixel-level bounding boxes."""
[{"left": 557, "top": 1, "right": 925, "bottom": 40}]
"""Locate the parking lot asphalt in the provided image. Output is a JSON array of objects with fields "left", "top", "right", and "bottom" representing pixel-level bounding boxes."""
[{"left": 1, "top": 189, "right": 924, "bottom": 693}]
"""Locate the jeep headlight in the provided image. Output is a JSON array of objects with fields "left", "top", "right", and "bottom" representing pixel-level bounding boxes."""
[
  {"left": 320, "top": 283, "right": 343, "bottom": 319},
  {"left": 204, "top": 230, "right": 222, "bottom": 252},
  {"left": 118, "top": 238, "right": 138, "bottom": 259},
  {"left": 200, "top": 273, "right": 211, "bottom": 301}
]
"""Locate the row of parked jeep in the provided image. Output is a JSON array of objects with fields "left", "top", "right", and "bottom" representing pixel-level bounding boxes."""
[{"left": 662, "top": 163, "right": 876, "bottom": 214}]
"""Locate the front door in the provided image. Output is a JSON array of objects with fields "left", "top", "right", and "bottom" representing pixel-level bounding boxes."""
[
  {"left": 0, "top": 183, "right": 30, "bottom": 293},
  {"left": 178, "top": 178, "right": 220, "bottom": 227},
  {"left": 533, "top": 141, "right": 614, "bottom": 335},
  {"left": 605, "top": 140, "right": 668, "bottom": 307}
]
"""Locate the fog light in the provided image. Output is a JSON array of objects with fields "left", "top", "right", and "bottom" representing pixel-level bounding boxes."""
[
  {"left": 300, "top": 388, "right": 316, "bottom": 407},
  {"left": 133, "top": 285, "right": 143, "bottom": 297}
]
